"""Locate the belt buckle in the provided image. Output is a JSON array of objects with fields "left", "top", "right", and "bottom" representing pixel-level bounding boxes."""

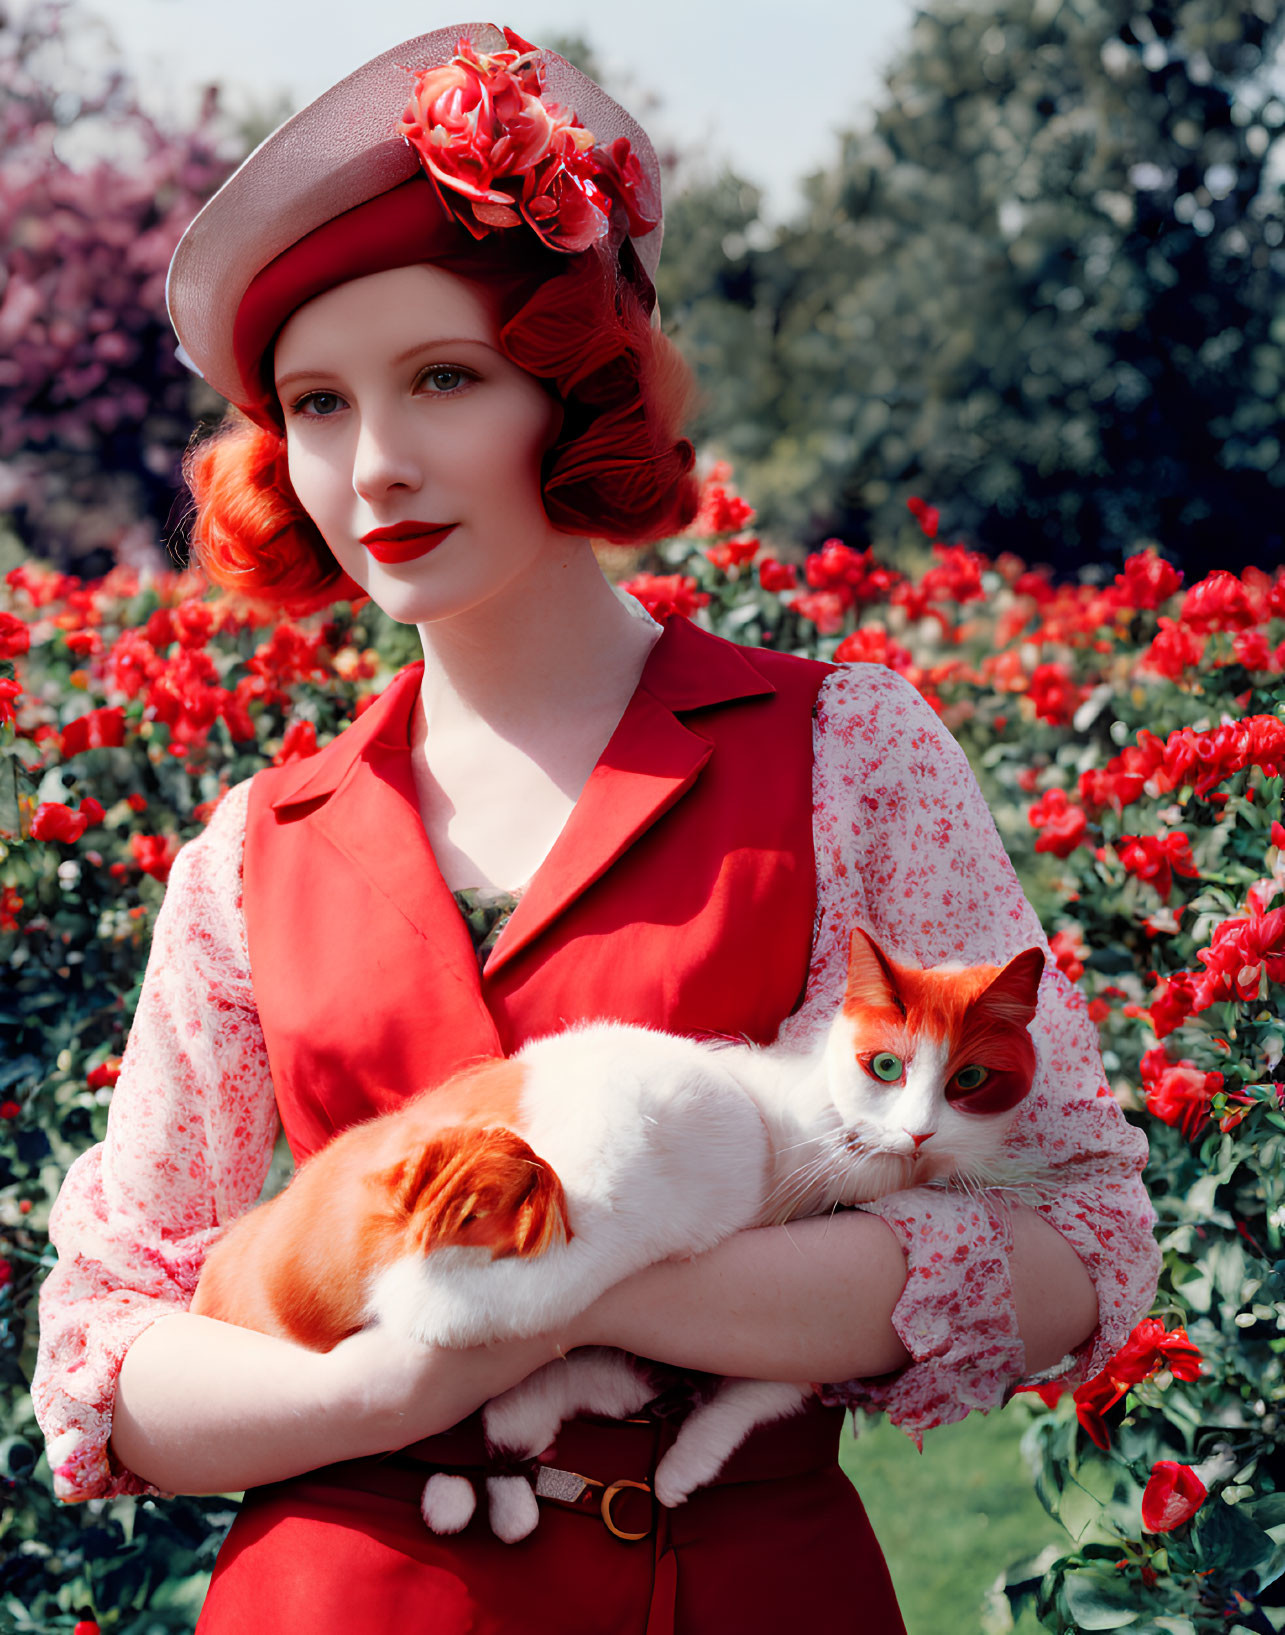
[{"left": 534, "top": 1466, "right": 653, "bottom": 1541}]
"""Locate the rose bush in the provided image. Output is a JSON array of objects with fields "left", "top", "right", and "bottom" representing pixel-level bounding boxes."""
[{"left": 2, "top": 470, "right": 1284, "bottom": 1630}]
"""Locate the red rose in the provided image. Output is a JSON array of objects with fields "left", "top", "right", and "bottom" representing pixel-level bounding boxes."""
[
  {"left": 0, "top": 676, "right": 20, "bottom": 727},
  {"left": 1026, "top": 661, "right": 1081, "bottom": 727},
  {"left": 1180, "top": 570, "right": 1257, "bottom": 634},
  {"left": 173, "top": 598, "right": 214, "bottom": 648},
  {"left": 0, "top": 884, "right": 23, "bottom": 933},
  {"left": 833, "top": 625, "right": 913, "bottom": 670},
  {"left": 1141, "top": 1461, "right": 1206, "bottom": 1533},
  {"left": 1027, "top": 788, "right": 1088, "bottom": 857},
  {"left": 1115, "top": 831, "right": 1198, "bottom": 904},
  {"left": 757, "top": 558, "right": 798, "bottom": 594},
  {"left": 705, "top": 536, "right": 760, "bottom": 573},
  {"left": 399, "top": 36, "right": 655, "bottom": 255},
  {"left": 145, "top": 607, "right": 177, "bottom": 649},
  {"left": 0, "top": 1100, "right": 20, "bottom": 1119},
  {"left": 31, "top": 801, "right": 89, "bottom": 843},
  {"left": 275, "top": 720, "right": 319, "bottom": 766},
  {"left": 61, "top": 706, "right": 127, "bottom": 757},
  {"left": 1110, "top": 549, "right": 1183, "bottom": 611},
  {"left": 1137, "top": 617, "right": 1205, "bottom": 680},
  {"left": 1140, "top": 1048, "right": 1222, "bottom": 1140},
  {"left": 906, "top": 495, "right": 940, "bottom": 539},
  {"left": 690, "top": 470, "right": 755, "bottom": 535},
  {"left": 130, "top": 832, "right": 181, "bottom": 884},
  {"left": 619, "top": 573, "right": 710, "bottom": 624},
  {"left": 87, "top": 1058, "right": 122, "bottom": 1091},
  {"left": 0, "top": 610, "right": 30, "bottom": 660}
]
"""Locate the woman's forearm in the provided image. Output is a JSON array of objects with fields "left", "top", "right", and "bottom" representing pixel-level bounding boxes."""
[
  {"left": 574, "top": 1205, "right": 1098, "bottom": 1383},
  {"left": 110, "top": 1311, "right": 565, "bottom": 1495}
]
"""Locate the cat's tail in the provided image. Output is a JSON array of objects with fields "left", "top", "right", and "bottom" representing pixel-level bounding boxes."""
[{"left": 394, "top": 1126, "right": 572, "bottom": 1260}]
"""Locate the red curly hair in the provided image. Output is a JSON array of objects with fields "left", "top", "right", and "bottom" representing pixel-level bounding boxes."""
[{"left": 185, "top": 211, "right": 697, "bottom": 615}]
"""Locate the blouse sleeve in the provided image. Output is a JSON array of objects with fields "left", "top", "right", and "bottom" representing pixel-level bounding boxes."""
[
  {"left": 780, "top": 664, "right": 1159, "bottom": 1444},
  {"left": 32, "top": 776, "right": 280, "bottom": 1502}
]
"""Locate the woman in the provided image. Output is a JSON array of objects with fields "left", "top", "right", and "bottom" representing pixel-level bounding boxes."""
[{"left": 32, "top": 25, "right": 1158, "bottom": 1633}]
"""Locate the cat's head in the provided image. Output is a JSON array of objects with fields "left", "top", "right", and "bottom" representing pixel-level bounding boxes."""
[{"left": 821, "top": 927, "right": 1046, "bottom": 1201}]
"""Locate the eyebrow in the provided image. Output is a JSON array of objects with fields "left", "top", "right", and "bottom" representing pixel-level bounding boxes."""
[{"left": 274, "top": 337, "right": 499, "bottom": 391}]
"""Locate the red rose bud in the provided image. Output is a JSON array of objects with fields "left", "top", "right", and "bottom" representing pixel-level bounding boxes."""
[
  {"left": 86, "top": 1059, "right": 121, "bottom": 1091},
  {"left": 906, "top": 496, "right": 940, "bottom": 538},
  {"left": 0, "top": 677, "right": 21, "bottom": 726},
  {"left": 757, "top": 558, "right": 798, "bottom": 593},
  {"left": 126, "top": 792, "right": 148, "bottom": 813},
  {"left": 0, "top": 1259, "right": 11, "bottom": 1288},
  {"left": 30, "top": 801, "right": 89, "bottom": 843},
  {"left": 1141, "top": 1461, "right": 1206, "bottom": 1532},
  {"left": 0, "top": 610, "right": 30, "bottom": 660},
  {"left": 61, "top": 706, "right": 127, "bottom": 756},
  {"left": 274, "top": 719, "right": 319, "bottom": 766},
  {"left": 73, "top": 1622, "right": 100, "bottom": 1635},
  {"left": 130, "top": 832, "right": 181, "bottom": 884},
  {"left": 78, "top": 797, "right": 106, "bottom": 827},
  {"left": 0, "top": 1100, "right": 20, "bottom": 1119}
]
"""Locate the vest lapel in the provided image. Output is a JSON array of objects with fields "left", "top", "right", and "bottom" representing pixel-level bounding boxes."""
[
  {"left": 482, "top": 617, "right": 775, "bottom": 979},
  {"left": 264, "top": 619, "right": 778, "bottom": 988},
  {"left": 267, "top": 665, "right": 492, "bottom": 1034}
]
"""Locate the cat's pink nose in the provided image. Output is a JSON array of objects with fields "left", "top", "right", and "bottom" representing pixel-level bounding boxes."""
[{"left": 906, "top": 1131, "right": 934, "bottom": 1150}]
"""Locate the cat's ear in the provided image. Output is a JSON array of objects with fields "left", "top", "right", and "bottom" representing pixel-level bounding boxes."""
[
  {"left": 844, "top": 926, "right": 906, "bottom": 1016},
  {"left": 973, "top": 946, "right": 1046, "bottom": 1029}
]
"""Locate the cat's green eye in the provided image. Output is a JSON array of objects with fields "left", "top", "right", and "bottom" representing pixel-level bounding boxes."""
[
  {"left": 870, "top": 1053, "right": 904, "bottom": 1082},
  {"left": 955, "top": 1064, "right": 989, "bottom": 1091}
]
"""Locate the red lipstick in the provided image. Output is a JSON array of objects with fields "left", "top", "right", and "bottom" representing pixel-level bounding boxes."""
[{"left": 360, "top": 522, "right": 456, "bottom": 564}]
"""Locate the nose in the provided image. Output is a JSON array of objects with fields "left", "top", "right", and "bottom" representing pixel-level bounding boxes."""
[
  {"left": 904, "top": 1130, "right": 934, "bottom": 1151},
  {"left": 351, "top": 407, "right": 423, "bottom": 504}
]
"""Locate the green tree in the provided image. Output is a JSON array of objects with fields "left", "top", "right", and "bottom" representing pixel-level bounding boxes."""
[{"left": 661, "top": 0, "right": 1285, "bottom": 576}]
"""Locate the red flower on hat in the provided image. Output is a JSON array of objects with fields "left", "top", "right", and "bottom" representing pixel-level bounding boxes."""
[{"left": 399, "top": 31, "right": 657, "bottom": 255}]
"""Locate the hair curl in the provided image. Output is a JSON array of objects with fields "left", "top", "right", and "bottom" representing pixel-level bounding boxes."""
[{"left": 185, "top": 232, "right": 697, "bottom": 614}]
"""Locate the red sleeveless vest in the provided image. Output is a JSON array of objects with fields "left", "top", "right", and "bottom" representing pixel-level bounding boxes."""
[{"left": 202, "top": 618, "right": 907, "bottom": 1635}]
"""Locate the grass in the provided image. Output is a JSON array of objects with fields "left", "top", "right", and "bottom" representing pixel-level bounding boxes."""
[{"left": 840, "top": 1402, "right": 1066, "bottom": 1634}]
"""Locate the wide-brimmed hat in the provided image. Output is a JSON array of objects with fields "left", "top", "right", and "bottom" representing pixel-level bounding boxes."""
[{"left": 167, "top": 23, "right": 664, "bottom": 416}]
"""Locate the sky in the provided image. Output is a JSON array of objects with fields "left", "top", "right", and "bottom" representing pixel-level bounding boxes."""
[{"left": 94, "top": 0, "right": 916, "bottom": 221}]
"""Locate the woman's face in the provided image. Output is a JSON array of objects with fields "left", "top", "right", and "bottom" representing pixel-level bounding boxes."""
[{"left": 274, "top": 263, "right": 565, "bottom": 626}]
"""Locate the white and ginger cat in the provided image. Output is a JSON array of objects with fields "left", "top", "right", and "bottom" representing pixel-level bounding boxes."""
[{"left": 192, "top": 927, "right": 1046, "bottom": 1541}]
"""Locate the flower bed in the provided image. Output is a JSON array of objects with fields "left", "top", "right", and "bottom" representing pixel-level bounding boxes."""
[{"left": 1, "top": 474, "right": 1283, "bottom": 1631}]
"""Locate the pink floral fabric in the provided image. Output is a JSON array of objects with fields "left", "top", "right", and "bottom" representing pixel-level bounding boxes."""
[
  {"left": 32, "top": 660, "right": 1158, "bottom": 1500},
  {"left": 786, "top": 665, "right": 1158, "bottom": 1442},
  {"left": 32, "top": 778, "right": 279, "bottom": 1502}
]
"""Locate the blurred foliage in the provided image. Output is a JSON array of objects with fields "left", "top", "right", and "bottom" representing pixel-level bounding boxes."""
[
  {"left": 0, "top": 2, "right": 236, "bottom": 578},
  {"left": 658, "top": 0, "right": 1285, "bottom": 577}
]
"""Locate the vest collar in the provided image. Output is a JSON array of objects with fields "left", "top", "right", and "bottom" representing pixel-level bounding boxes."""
[
  {"left": 267, "top": 614, "right": 775, "bottom": 816},
  {"left": 263, "top": 615, "right": 776, "bottom": 975}
]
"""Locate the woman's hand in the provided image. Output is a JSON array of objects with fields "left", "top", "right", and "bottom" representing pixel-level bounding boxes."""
[{"left": 324, "top": 1323, "right": 572, "bottom": 1449}]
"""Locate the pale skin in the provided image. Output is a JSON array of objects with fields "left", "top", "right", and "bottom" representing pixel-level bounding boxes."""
[{"left": 111, "top": 264, "right": 1098, "bottom": 1498}]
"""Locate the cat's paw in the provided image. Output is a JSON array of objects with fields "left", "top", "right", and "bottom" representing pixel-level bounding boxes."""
[
  {"left": 652, "top": 1444, "right": 706, "bottom": 1510},
  {"left": 486, "top": 1475, "right": 540, "bottom": 1543},
  {"left": 420, "top": 1473, "right": 477, "bottom": 1534}
]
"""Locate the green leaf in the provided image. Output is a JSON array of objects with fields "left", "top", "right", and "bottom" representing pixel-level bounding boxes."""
[{"left": 1062, "top": 1569, "right": 1144, "bottom": 1628}]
